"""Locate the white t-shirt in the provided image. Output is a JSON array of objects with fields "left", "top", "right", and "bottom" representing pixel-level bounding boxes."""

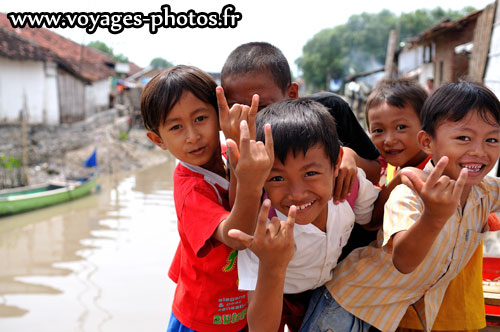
[{"left": 237, "top": 168, "right": 379, "bottom": 294}]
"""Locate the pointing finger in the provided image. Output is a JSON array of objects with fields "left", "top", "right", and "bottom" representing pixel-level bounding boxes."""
[
  {"left": 452, "top": 167, "right": 468, "bottom": 199},
  {"left": 426, "top": 156, "right": 448, "bottom": 188},
  {"left": 216, "top": 86, "right": 230, "bottom": 124},
  {"left": 255, "top": 199, "right": 272, "bottom": 238},
  {"left": 248, "top": 94, "right": 259, "bottom": 139},
  {"left": 263, "top": 124, "right": 274, "bottom": 161}
]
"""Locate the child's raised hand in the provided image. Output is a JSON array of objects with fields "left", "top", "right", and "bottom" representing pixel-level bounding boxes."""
[
  {"left": 216, "top": 86, "right": 259, "bottom": 143},
  {"left": 399, "top": 156, "right": 468, "bottom": 229},
  {"left": 228, "top": 199, "right": 296, "bottom": 270},
  {"left": 226, "top": 120, "right": 274, "bottom": 188},
  {"left": 334, "top": 147, "right": 358, "bottom": 204}
]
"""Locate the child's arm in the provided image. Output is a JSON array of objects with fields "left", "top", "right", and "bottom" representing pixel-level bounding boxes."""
[
  {"left": 229, "top": 200, "right": 296, "bottom": 332},
  {"left": 334, "top": 147, "right": 380, "bottom": 203},
  {"left": 391, "top": 157, "right": 468, "bottom": 274},
  {"left": 213, "top": 120, "right": 274, "bottom": 250},
  {"left": 365, "top": 167, "right": 427, "bottom": 230}
]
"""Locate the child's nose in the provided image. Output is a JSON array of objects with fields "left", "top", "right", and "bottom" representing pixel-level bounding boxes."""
[
  {"left": 185, "top": 126, "right": 200, "bottom": 143},
  {"left": 384, "top": 133, "right": 397, "bottom": 146},
  {"left": 286, "top": 181, "right": 307, "bottom": 201},
  {"left": 469, "top": 141, "right": 487, "bottom": 157}
]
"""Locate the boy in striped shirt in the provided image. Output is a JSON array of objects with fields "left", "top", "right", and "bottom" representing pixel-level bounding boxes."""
[{"left": 296, "top": 81, "right": 500, "bottom": 332}]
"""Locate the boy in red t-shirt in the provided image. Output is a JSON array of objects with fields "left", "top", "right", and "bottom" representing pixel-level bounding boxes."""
[{"left": 141, "top": 65, "right": 277, "bottom": 332}]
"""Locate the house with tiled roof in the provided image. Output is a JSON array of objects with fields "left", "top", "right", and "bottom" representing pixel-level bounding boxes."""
[{"left": 0, "top": 12, "right": 125, "bottom": 124}]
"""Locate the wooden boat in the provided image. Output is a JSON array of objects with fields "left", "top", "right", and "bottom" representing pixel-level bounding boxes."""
[{"left": 0, "top": 175, "right": 98, "bottom": 216}]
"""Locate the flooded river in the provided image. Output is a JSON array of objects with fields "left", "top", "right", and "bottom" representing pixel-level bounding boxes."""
[
  {"left": 1, "top": 156, "right": 499, "bottom": 332},
  {"left": 0, "top": 157, "right": 178, "bottom": 332}
]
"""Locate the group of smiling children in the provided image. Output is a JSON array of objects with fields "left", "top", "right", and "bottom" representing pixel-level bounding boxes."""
[{"left": 140, "top": 41, "right": 500, "bottom": 332}]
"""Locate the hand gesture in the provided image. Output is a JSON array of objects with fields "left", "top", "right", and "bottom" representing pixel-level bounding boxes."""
[
  {"left": 399, "top": 156, "right": 468, "bottom": 230},
  {"left": 334, "top": 147, "right": 357, "bottom": 204},
  {"left": 228, "top": 199, "right": 296, "bottom": 270},
  {"left": 217, "top": 86, "right": 258, "bottom": 143},
  {"left": 226, "top": 120, "right": 274, "bottom": 188}
]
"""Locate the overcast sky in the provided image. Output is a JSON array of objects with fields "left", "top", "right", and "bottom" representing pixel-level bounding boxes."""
[{"left": 2, "top": 0, "right": 494, "bottom": 75}]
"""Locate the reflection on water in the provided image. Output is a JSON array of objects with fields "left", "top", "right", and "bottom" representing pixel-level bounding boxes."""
[
  {"left": 0, "top": 156, "right": 178, "bottom": 332},
  {"left": 1, "top": 154, "right": 499, "bottom": 331}
]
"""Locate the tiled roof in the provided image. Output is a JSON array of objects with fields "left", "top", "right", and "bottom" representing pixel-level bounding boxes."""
[
  {"left": 0, "top": 27, "right": 89, "bottom": 82},
  {"left": 0, "top": 12, "right": 115, "bottom": 82},
  {"left": 406, "top": 9, "right": 482, "bottom": 46}
]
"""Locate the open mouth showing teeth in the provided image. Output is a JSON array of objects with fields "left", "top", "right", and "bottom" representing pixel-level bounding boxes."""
[
  {"left": 460, "top": 163, "right": 484, "bottom": 173},
  {"left": 296, "top": 201, "right": 314, "bottom": 211}
]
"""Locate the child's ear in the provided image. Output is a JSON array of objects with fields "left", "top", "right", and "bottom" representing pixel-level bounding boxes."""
[
  {"left": 286, "top": 82, "right": 299, "bottom": 99},
  {"left": 146, "top": 131, "right": 168, "bottom": 150},
  {"left": 417, "top": 130, "right": 433, "bottom": 155},
  {"left": 333, "top": 148, "right": 344, "bottom": 177}
]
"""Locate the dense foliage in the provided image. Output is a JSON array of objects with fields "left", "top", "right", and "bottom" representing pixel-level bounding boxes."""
[{"left": 296, "top": 6, "right": 475, "bottom": 91}]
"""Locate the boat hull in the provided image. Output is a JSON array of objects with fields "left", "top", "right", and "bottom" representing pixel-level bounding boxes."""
[{"left": 0, "top": 176, "right": 97, "bottom": 216}]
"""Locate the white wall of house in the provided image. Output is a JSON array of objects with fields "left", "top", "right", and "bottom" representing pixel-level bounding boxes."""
[
  {"left": 398, "top": 45, "right": 424, "bottom": 75},
  {"left": 85, "top": 78, "right": 111, "bottom": 117},
  {"left": 0, "top": 58, "right": 60, "bottom": 124}
]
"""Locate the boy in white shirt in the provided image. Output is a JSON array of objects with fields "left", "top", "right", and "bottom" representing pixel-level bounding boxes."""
[{"left": 233, "top": 98, "right": 379, "bottom": 331}]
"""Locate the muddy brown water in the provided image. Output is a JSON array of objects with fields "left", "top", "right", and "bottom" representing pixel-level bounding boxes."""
[
  {"left": 0, "top": 158, "right": 178, "bottom": 332},
  {"left": 0, "top": 157, "right": 499, "bottom": 332}
]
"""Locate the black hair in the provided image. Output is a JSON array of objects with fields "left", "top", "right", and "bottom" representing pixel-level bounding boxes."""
[
  {"left": 140, "top": 65, "right": 217, "bottom": 134},
  {"left": 421, "top": 81, "right": 500, "bottom": 136},
  {"left": 256, "top": 98, "right": 340, "bottom": 166},
  {"left": 221, "top": 42, "right": 292, "bottom": 93},
  {"left": 365, "top": 77, "right": 428, "bottom": 127}
]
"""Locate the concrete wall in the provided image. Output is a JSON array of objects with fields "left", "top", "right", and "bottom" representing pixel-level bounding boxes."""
[
  {"left": 85, "top": 78, "right": 111, "bottom": 117},
  {"left": 433, "top": 24, "right": 475, "bottom": 86},
  {"left": 0, "top": 58, "right": 59, "bottom": 125}
]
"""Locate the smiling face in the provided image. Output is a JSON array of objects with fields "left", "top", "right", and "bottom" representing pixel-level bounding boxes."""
[
  {"left": 222, "top": 72, "right": 297, "bottom": 110},
  {"left": 146, "top": 91, "right": 223, "bottom": 174},
  {"left": 419, "top": 110, "right": 500, "bottom": 190},
  {"left": 264, "top": 144, "right": 340, "bottom": 232},
  {"left": 368, "top": 102, "right": 428, "bottom": 167}
]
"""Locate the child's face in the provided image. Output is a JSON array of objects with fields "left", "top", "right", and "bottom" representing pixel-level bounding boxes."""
[
  {"left": 420, "top": 110, "right": 500, "bottom": 188},
  {"left": 264, "top": 144, "right": 340, "bottom": 231},
  {"left": 368, "top": 102, "right": 427, "bottom": 167},
  {"left": 146, "top": 91, "right": 221, "bottom": 172},
  {"left": 223, "top": 72, "right": 291, "bottom": 110}
]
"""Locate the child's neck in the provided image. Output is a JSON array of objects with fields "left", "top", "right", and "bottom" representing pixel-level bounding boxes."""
[{"left": 402, "top": 152, "right": 429, "bottom": 169}]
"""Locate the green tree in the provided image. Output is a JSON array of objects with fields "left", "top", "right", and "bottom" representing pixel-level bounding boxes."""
[
  {"left": 88, "top": 40, "right": 129, "bottom": 63},
  {"left": 297, "top": 6, "right": 476, "bottom": 91},
  {"left": 88, "top": 40, "right": 113, "bottom": 56},
  {"left": 150, "top": 57, "right": 173, "bottom": 69},
  {"left": 113, "top": 53, "right": 129, "bottom": 63}
]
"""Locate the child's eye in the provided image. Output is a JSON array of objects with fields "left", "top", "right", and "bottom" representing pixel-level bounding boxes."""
[
  {"left": 371, "top": 128, "right": 383, "bottom": 134},
  {"left": 396, "top": 124, "right": 407, "bottom": 130},
  {"left": 169, "top": 124, "right": 181, "bottom": 131},
  {"left": 269, "top": 176, "right": 284, "bottom": 182},
  {"left": 457, "top": 136, "right": 470, "bottom": 141},
  {"left": 195, "top": 115, "right": 207, "bottom": 123},
  {"left": 305, "top": 171, "right": 318, "bottom": 177},
  {"left": 486, "top": 138, "right": 499, "bottom": 143}
]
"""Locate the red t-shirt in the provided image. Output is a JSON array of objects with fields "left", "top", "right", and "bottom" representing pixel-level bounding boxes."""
[{"left": 168, "top": 158, "right": 247, "bottom": 332}]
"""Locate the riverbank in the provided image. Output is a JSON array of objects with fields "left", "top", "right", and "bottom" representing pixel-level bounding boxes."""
[{"left": 0, "top": 108, "right": 170, "bottom": 187}]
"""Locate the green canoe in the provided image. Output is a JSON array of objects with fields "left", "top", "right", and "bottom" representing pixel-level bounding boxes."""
[{"left": 0, "top": 175, "right": 98, "bottom": 216}]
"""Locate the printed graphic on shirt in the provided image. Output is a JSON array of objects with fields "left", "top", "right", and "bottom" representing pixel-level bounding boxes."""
[
  {"left": 214, "top": 296, "right": 247, "bottom": 325},
  {"left": 223, "top": 250, "right": 237, "bottom": 272}
]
